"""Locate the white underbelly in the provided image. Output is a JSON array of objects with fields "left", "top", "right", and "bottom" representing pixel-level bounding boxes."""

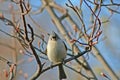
[{"left": 47, "top": 40, "right": 66, "bottom": 63}]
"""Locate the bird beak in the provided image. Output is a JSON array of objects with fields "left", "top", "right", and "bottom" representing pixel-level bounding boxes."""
[{"left": 52, "top": 36, "right": 56, "bottom": 40}]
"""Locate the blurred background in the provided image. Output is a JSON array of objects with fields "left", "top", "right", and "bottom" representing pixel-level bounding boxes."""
[{"left": 0, "top": 0, "right": 120, "bottom": 80}]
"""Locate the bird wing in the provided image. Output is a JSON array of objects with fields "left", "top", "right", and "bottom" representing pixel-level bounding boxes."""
[{"left": 63, "top": 41, "right": 67, "bottom": 51}]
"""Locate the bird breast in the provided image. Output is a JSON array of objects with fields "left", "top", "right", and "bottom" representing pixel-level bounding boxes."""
[{"left": 47, "top": 39, "right": 67, "bottom": 63}]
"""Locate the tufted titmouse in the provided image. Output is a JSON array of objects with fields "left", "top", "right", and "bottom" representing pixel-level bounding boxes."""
[{"left": 47, "top": 31, "right": 67, "bottom": 79}]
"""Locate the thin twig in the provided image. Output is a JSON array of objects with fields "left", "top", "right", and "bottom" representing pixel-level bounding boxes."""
[{"left": 41, "top": 50, "right": 90, "bottom": 74}]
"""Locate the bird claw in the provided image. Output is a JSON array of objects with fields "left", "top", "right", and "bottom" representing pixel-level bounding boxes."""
[
  {"left": 62, "top": 61, "right": 65, "bottom": 65},
  {"left": 50, "top": 62, "right": 53, "bottom": 69}
]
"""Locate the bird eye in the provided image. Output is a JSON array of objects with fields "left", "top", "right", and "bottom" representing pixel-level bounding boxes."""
[{"left": 51, "top": 37, "right": 56, "bottom": 40}]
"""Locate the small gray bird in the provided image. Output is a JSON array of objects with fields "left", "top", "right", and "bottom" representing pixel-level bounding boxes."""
[{"left": 47, "top": 31, "right": 67, "bottom": 79}]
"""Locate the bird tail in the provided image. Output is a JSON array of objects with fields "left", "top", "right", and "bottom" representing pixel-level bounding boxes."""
[{"left": 58, "top": 64, "right": 67, "bottom": 80}]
